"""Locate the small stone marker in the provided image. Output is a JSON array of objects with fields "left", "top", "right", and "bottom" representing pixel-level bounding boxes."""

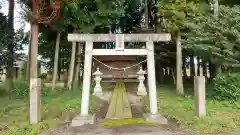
[
  {"left": 29, "top": 78, "right": 41, "bottom": 124},
  {"left": 194, "top": 76, "right": 206, "bottom": 117}
]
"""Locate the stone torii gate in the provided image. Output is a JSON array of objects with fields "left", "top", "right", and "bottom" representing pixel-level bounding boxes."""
[{"left": 67, "top": 33, "right": 171, "bottom": 126}]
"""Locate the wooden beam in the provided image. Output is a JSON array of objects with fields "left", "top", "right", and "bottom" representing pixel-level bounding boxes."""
[{"left": 67, "top": 34, "right": 171, "bottom": 42}]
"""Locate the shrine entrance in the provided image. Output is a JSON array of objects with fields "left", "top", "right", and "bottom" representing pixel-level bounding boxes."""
[{"left": 67, "top": 33, "right": 171, "bottom": 127}]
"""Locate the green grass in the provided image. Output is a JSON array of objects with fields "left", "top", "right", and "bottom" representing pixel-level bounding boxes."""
[
  {"left": 1, "top": 81, "right": 240, "bottom": 134},
  {"left": 99, "top": 118, "right": 160, "bottom": 127},
  {"left": 142, "top": 85, "right": 240, "bottom": 133},
  {"left": 0, "top": 81, "right": 96, "bottom": 135}
]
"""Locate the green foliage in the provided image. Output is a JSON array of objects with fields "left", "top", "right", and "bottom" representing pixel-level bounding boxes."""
[
  {"left": 3, "top": 122, "right": 51, "bottom": 135},
  {"left": 142, "top": 86, "right": 240, "bottom": 133},
  {"left": 0, "top": 12, "right": 8, "bottom": 67},
  {"left": 39, "top": 73, "right": 48, "bottom": 80},
  {"left": 10, "top": 80, "right": 28, "bottom": 97},
  {"left": 184, "top": 5, "right": 240, "bottom": 64},
  {"left": 157, "top": 0, "right": 204, "bottom": 33},
  {"left": 99, "top": 118, "right": 158, "bottom": 127},
  {"left": 9, "top": 80, "right": 55, "bottom": 98},
  {"left": 211, "top": 72, "right": 240, "bottom": 101},
  {"left": 0, "top": 85, "right": 95, "bottom": 134},
  {"left": 60, "top": 0, "right": 126, "bottom": 33}
]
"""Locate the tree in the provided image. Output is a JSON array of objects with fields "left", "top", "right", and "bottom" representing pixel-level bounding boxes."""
[
  {"left": 36, "top": 0, "right": 127, "bottom": 89},
  {"left": 156, "top": 0, "right": 203, "bottom": 95},
  {"left": 5, "top": 0, "right": 15, "bottom": 91},
  {"left": 0, "top": 12, "right": 8, "bottom": 69},
  {"left": 184, "top": 5, "right": 240, "bottom": 77}
]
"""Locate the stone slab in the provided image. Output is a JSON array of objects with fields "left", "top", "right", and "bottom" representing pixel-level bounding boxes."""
[
  {"left": 194, "top": 76, "right": 206, "bottom": 117},
  {"left": 71, "top": 114, "right": 96, "bottom": 127},
  {"left": 143, "top": 113, "right": 168, "bottom": 125}
]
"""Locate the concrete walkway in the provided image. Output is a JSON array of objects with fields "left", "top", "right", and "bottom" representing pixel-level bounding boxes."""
[{"left": 38, "top": 124, "right": 239, "bottom": 135}]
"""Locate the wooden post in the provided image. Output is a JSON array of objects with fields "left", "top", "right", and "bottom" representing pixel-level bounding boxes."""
[
  {"left": 29, "top": 78, "right": 41, "bottom": 124},
  {"left": 67, "top": 42, "right": 76, "bottom": 89},
  {"left": 194, "top": 76, "right": 206, "bottom": 117}
]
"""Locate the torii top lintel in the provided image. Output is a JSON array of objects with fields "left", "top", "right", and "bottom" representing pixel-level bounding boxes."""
[{"left": 67, "top": 33, "right": 171, "bottom": 42}]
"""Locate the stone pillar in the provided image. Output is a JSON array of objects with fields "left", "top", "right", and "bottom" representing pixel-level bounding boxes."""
[
  {"left": 144, "top": 41, "right": 167, "bottom": 125},
  {"left": 137, "top": 67, "right": 147, "bottom": 96},
  {"left": 71, "top": 41, "right": 95, "bottom": 127},
  {"left": 93, "top": 67, "right": 103, "bottom": 98},
  {"left": 194, "top": 76, "right": 206, "bottom": 117},
  {"left": 29, "top": 78, "right": 41, "bottom": 124},
  {"left": 146, "top": 41, "right": 158, "bottom": 115}
]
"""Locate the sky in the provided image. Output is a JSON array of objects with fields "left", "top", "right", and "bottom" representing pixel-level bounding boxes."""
[{"left": 1, "top": 1, "right": 30, "bottom": 54}]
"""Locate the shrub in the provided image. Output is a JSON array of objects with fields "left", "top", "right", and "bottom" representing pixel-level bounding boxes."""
[
  {"left": 10, "top": 80, "right": 54, "bottom": 98},
  {"left": 39, "top": 73, "right": 48, "bottom": 80},
  {"left": 211, "top": 73, "right": 240, "bottom": 101},
  {"left": 11, "top": 79, "right": 28, "bottom": 97}
]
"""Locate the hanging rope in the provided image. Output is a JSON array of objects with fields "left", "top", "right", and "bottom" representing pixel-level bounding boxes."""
[{"left": 92, "top": 57, "right": 146, "bottom": 71}]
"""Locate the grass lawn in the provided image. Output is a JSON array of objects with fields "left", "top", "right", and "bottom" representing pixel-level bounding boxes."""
[
  {"left": 0, "top": 82, "right": 96, "bottom": 135},
  {"left": 142, "top": 85, "right": 240, "bottom": 133},
  {"left": 0, "top": 81, "right": 239, "bottom": 134}
]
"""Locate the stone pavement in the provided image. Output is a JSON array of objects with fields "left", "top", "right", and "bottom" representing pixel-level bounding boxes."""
[{"left": 38, "top": 124, "right": 240, "bottom": 135}]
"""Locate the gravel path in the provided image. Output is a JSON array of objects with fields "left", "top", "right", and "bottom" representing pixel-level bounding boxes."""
[{"left": 38, "top": 124, "right": 239, "bottom": 135}]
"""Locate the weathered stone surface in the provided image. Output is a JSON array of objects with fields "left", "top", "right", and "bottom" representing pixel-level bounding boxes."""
[
  {"left": 143, "top": 113, "right": 168, "bottom": 125},
  {"left": 29, "top": 78, "right": 41, "bottom": 124},
  {"left": 194, "top": 76, "right": 206, "bottom": 117},
  {"left": 67, "top": 34, "right": 171, "bottom": 42},
  {"left": 71, "top": 114, "right": 96, "bottom": 127}
]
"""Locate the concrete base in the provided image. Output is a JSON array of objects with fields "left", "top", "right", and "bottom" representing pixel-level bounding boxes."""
[
  {"left": 143, "top": 113, "right": 168, "bottom": 125},
  {"left": 71, "top": 114, "right": 96, "bottom": 127}
]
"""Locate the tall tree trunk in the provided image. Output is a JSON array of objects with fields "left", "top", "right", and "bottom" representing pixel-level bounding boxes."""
[
  {"left": 67, "top": 42, "right": 76, "bottom": 89},
  {"left": 176, "top": 31, "right": 184, "bottom": 95},
  {"left": 73, "top": 43, "right": 82, "bottom": 90},
  {"left": 52, "top": 32, "right": 61, "bottom": 90},
  {"left": 30, "top": 23, "right": 39, "bottom": 79},
  {"left": 6, "top": 0, "right": 14, "bottom": 91},
  {"left": 190, "top": 54, "right": 195, "bottom": 78},
  {"left": 203, "top": 61, "right": 208, "bottom": 78},
  {"left": 197, "top": 56, "right": 201, "bottom": 76},
  {"left": 182, "top": 57, "right": 187, "bottom": 77},
  {"left": 215, "top": 64, "right": 222, "bottom": 74},
  {"left": 213, "top": 0, "right": 219, "bottom": 18},
  {"left": 26, "top": 28, "right": 32, "bottom": 81},
  {"left": 171, "top": 68, "right": 176, "bottom": 85},
  {"left": 145, "top": 0, "right": 149, "bottom": 29}
]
